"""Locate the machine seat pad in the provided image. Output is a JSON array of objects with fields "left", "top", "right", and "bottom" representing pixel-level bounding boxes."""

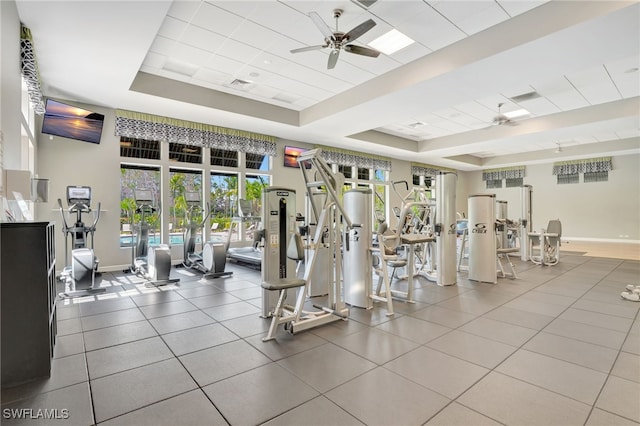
[
  {"left": 261, "top": 278, "right": 306, "bottom": 291},
  {"left": 497, "top": 248, "right": 520, "bottom": 254}
]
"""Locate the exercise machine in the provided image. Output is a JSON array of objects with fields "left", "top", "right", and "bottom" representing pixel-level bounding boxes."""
[
  {"left": 126, "top": 189, "right": 179, "bottom": 287},
  {"left": 57, "top": 185, "right": 105, "bottom": 298},
  {"left": 225, "top": 199, "right": 262, "bottom": 268},
  {"left": 467, "top": 194, "right": 497, "bottom": 283},
  {"left": 182, "top": 191, "right": 232, "bottom": 278},
  {"left": 529, "top": 219, "right": 562, "bottom": 265},
  {"left": 261, "top": 149, "right": 353, "bottom": 341}
]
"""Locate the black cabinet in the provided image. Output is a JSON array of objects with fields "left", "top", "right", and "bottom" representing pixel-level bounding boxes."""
[{"left": 1, "top": 221, "right": 56, "bottom": 388}]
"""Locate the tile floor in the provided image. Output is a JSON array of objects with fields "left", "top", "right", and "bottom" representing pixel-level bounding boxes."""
[{"left": 1, "top": 251, "right": 639, "bottom": 426}]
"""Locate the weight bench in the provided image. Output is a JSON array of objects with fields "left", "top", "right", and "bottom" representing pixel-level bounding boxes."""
[{"left": 261, "top": 233, "right": 306, "bottom": 342}]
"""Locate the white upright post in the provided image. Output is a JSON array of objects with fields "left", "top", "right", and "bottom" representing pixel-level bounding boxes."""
[
  {"left": 436, "top": 172, "right": 457, "bottom": 286},
  {"left": 520, "top": 185, "right": 533, "bottom": 261},
  {"left": 468, "top": 194, "right": 497, "bottom": 284},
  {"left": 343, "top": 188, "right": 372, "bottom": 308},
  {"left": 496, "top": 200, "right": 508, "bottom": 249}
]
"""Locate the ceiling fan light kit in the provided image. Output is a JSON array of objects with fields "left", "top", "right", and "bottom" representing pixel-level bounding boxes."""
[{"left": 291, "top": 9, "right": 381, "bottom": 69}]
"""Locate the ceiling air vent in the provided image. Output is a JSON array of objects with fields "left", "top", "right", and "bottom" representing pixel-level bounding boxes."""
[
  {"left": 351, "top": 0, "right": 378, "bottom": 9},
  {"left": 509, "top": 91, "right": 540, "bottom": 103},
  {"left": 229, "top": 78, "right": 253, "bottom": 88}
]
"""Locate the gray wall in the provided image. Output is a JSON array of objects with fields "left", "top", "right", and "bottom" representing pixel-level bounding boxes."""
[{"left": 463, "top": 156, "right": 640, "bottom": 241}]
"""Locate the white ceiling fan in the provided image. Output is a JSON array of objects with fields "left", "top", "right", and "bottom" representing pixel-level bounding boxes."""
[
  {"left": 291, "top": 9, "right": 381, "bottom": 70},
  {"left": 492, "top": 103, "right": 518, "bottom": 126}
]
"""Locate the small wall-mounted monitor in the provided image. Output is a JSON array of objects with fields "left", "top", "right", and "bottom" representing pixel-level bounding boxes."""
[
  {"left": 284, "top": 145, "right": 311, "bottom": 168},
  {"left": 42, "top": 99, "right": 105, "bottom": 144}
]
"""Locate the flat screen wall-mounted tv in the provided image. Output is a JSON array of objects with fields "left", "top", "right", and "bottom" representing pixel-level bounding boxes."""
[
  {"left": 42, "top": 99, "right": 105, "bottom": 144},
  {"left": 284, "top": 145, "right": 311, "bottom": 168}
]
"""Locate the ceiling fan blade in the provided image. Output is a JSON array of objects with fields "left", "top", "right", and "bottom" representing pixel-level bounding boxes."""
[
  {"left": 327, "top": 49, "right": 340, "bottom": 69},
  {"left": 290, "top": 45, "right": 327, "bottom": 54},
  {"left": 308, "top": 11, "right": 334, "bottom": 40},
  {"left": 344, "top": 19, "right": 376, "bottom": 42},
  {"left": 344, "top": 44, "right": 380, "bottom": 58}
]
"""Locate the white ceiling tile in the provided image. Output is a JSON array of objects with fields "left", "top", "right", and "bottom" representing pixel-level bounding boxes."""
[
  {"left": 207, "top": 1, "right": 260, "bottom": 19},
  {"left": 454, "top": 3, "right": 510, "bottom": 35},
  {"left": 396, "top": 5, "right": 466, "bottom": 51},
  {"left": 616, "top": 128, "right": 640, "bottom": 139},
  {"left": 532, "top": 77, "right": 589, "bottom": 111},
  {"left": 605, "top": 55, "right": 640, "bottom": 99},
  {"left": 453, "top": 101, "right": 495, "bottom": 122},
  {"left": 388, "top": 42, "right": 432, "bottom": 64},
  {"left": 167, "top": 0, "right": 202, "bottom": 22},
  {"left": 230, "top": 19, "right": 285, "bottom": 49},
  {"left": 566, "top": 65, "right": 622, "bottom": 105},
  {"left": 497, "top": 1, "right": 548, "bottom": 18},
  {"left": 157, "top": 16, "right": 188, "bottom": 40},
  {"left": 148, "top": 35, "right": 177, "bottom": 56},
  {"left": 515, "top": 97, "right": 559, "bottom": 116},
  {"left": 216, "top": 38, "right": 262, "bottom": 64},
  {"left": 142, "top": 51, "right": 166, "bottom": 69},
  {"left": 180, "top": 24, "right": 227, "bottom": 53},
  {"left": 204, "top": 54, "right": 244, "bottom": 76},
  {"left": 191, "top": 2, "right": 244, "bottom": 36},
  {"left": 171, "top": 42, "right": 212, "bottom": 67},
  {"left": 192, "top": 67, "right": 230, "bottom": 85}
]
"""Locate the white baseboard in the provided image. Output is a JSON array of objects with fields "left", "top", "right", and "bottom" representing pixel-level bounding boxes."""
[{"left": 563, "top": 237, "right": 640, "bottom": 244}]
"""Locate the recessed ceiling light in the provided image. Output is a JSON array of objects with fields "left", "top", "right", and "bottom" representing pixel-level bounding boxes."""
[
  {"left": 408, "top": 121, "right": 426, "bottom": 128},
  {"left": 249, "top": 72, "right": 260, "bottom": 78},
  {"left": 503, "top": 109, "right": 530, "bottom": 119},
  {"left": 368, "top": 29, "right": 414, "bottom": 55},
  {"left": 625, "top": 67, "right": 639, "bottom": 73}
]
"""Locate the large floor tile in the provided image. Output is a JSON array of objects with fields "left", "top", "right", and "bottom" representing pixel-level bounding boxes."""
[
  {"left": 426, "top": 330, "right": 517, "bottom": 369},
  {"left": 246, "top": 328, "right": 328, "bottom": 361},
  {"left": 611, "top": 351, "right": 640, "bottom": 383},
  {"left": 78, "top": 297, "right": 137, "bottom": 317},
  {"left": 138, "top": 299, "right": 198, "bottom": 319},
  {"left": 326, "top": 367, "right": 450, "bottom": 426},
  {"left": 458, "top": 372, "right": 591, "bottom": 425},
  {"left": 262, "top": 396, "right": 364, "bottom": 426},
  {"left": 148, "top": 310, "right": 215, "bottom": 334},
  {"left": 410, "top": 305, "right": 477, "bottom": 328},
  {"left": 91, "top": 358, "right": 197, "bottom": 423},
  {"left": 83, "top": 320, "right": 157, "bottom": 351},
  {"left": 86, "top": 336, "right": 173, "bottom": 379},
  {"left": 1, "top": 354, "right": 88, "bottom": 404},
  {"left": 202, "top": 300, "right": 261, "bottom": 321},
  {"left": 425, "top": 402, "right": 502, "bottom": 426},
  {"left": 559, "top": 308, "right": 633, "bottom": 332},
  {"left": 277, "top": 342, "right": 376, "bottom": 392},
  {"left": 53, "top": 333, "right": 85, "bottom": 359},
  {"left": 220, "top": 313, "right": 270, "bottom": 338},
  {"left": 179, "top": 339, "right": 272, "bottom": 387},
  {"left": 524, "top": 332, "right": 619, "bottom": 372},
  {"left": 331, "top": 328, "right": 419, "bottom": 365},
  {"left": 586, "top": 408, "right": 640, "bottom": 426},
  {"left": 385, "top": 346, "right": 489, "bottom": 399},
  {"left": 130, "top": 290, "right": 186, "bottom": 307},
  {"left": 187, "top": 292, "right": 241, "bottom": 309},
  {"left": 542, "top": 317, "right": 627, "bottom": 349},
  {"left": 99, "top": 389, "right": 226, "bottom": 426},
  {"left": 162, "top": 322, "right": 238, "bottom": 356},
  {"left": 203, "top": 363, "right": 318, "bottom": 425},
  {"left": 80, "top": 308, "right": 145, "bottom": 331},
  {"left": 596, "top": 376, "right": 640, "bottom": 423},
  {"left": 459, "top": 316, "right": 538, "bottom": 347},
  {"left": 482, "top": 306, "right": 555, "bottom": 330},
  {"left": 496, "top": 349, "right": 608, "bottom": 404},
  {"left": 374, "top": 315, "right": 451, "bottom": 344},
  {"left": 0, "top": 382, "right": 94, "bottom": 426}
]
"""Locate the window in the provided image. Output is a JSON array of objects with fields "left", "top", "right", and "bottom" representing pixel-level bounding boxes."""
[
  {"left": 210, "top": 148, "right": 238, "bottom": 167},
  {"left": 357, "top": 167, "right": 371, "bottom": 180},
  {"left": 120, "top": 165, "right": 161, "bottom": 247},
  {"left": 338, "top": 164, "right": 353, "bottom": 179},
  {"left": 413, "top": 174, "right": 421, "bottom": 186},
  {"left": 486, "top": 179, "right": 503, "bottom": 189},
  {"left": 557, "top": 174, "right": 579, "bottom": 185},
  {"left": 584, "top": 171, "right": 608, "bottom": 183},
  {"left": 506, "top": 178, "right": 523, "bottom": 188},
  {"left": 210, "top": 172, "right": 238, "bottom": 242},
  {"left": 244, "top": 174, "right": 269, "bottom": 241},
  {"left": 120, "top": 137, "right": 161, "bottom": 160},
  {"left": 169, "top": 169, "right": 203, "bottom": 244},
  {"left": 246, "top": 153, "right": 269, "bottom": 170},
  {"left": 169, "top": 143, "right": 202, "bottom": 164}
]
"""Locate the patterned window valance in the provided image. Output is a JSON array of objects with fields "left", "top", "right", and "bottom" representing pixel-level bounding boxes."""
[
  {"left": 411, "top": 162, "right": 455, "bottom": 176},
  {"left": 115, "top": 109, "right": 277, "bottom": 156},
  {"left": 552, "top": 157, "right": 612, "bottom": 175},
  {"left": 482, "top": 166, "right": 526, "bottom": 181},
  {"left": 315, "top": 145, "right": 392, "bottom": 171},
  {"left": 20, "top": 24, "right": 45, "bottom": 115}
]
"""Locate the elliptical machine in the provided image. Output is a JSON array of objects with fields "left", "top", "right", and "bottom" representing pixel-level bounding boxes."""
[
  {"left": 58, "top": 185, "right": 105, "bottom": 298},
  {"left": 126, "top": 189, "right": 179, "bottom": 287},
  {"left": 182, "top": 191, "right": 232, "bottom": 279}
]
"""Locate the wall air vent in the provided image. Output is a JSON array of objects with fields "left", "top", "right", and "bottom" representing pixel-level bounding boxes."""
[{"left": 509, "top": 91, "right": 541, "bottom": 103}]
